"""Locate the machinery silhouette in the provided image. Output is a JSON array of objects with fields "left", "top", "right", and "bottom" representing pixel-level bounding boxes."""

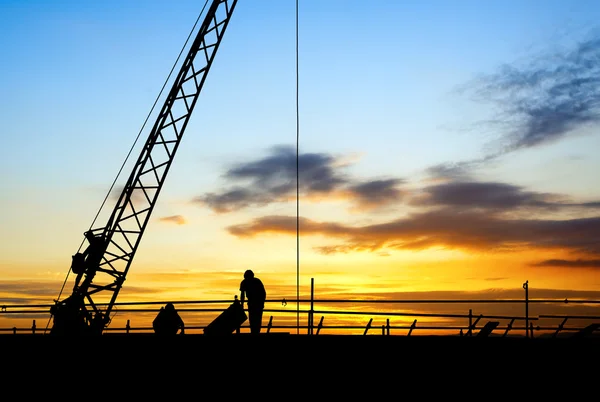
[{"left": 49, "top": 0, "right": 238, "bottom": 335}]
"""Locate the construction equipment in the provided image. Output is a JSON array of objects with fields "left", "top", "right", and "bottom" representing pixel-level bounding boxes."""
[
  {"left": 49, "top": 0, "right": 238, "bottom": 335},
  {"left": 203, "top": 296, "right": 247, "bottom": 336}
]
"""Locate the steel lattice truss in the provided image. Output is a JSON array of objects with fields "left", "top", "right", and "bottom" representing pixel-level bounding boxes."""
[{"left": 62, "top": 0, "right": 238, "bottom": 331}]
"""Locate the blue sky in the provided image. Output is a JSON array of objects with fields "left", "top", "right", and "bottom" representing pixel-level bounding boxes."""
[
  {"left": 3, "top": 0, "right": 599, "bottom": 176},
  {"left": 1, "top": 0, "right": 600, "bottom": 309}
]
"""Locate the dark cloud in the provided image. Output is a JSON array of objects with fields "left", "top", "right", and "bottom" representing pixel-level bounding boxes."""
[
  {"left": 194, "top": 145, "right": 349, "bottom": 212},
  {"left": 227, "top": 145, "right": 348, "bottom": 193},
  {"left": 414, "top": 180, "right": 600, "bottom": 211},
  {"left": 418, "top": 181, "right": 548, "bottom": 209},
  {"left": 195, "top": 145, "right": 405, "bottom": 212},
  {"left": 227, "top": 211, "right": 600, "bottom": 256},
  {"left": 531, "top": 259, "right": 600, "bottom": 268},
  {"left": 465, "top": 35, "right": 600, "bottom": 155},
  {"left": 346, "top": 179, "right": 405, "bottom": 209}
]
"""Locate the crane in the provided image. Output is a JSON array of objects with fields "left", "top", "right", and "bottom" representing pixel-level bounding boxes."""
[{"left": 49, "top": 0, "right": 238, "bottom": 335}]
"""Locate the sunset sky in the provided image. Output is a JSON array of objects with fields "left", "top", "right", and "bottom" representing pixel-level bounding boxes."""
[{"left": 1, "top": 0, "right": 599, "bottom": 334}]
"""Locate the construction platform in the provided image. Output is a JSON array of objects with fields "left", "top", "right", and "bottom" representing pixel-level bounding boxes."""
[
  {"left": 1, "top": 333, "right": 598, "bottom": 393},
  {"left": 3, "top": 333, "right": 598, "bottom": 360}
]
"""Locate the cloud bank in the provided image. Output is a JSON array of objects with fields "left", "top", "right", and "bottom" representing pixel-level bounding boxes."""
[
  {"left": 191, "top": 143, "right": 600, "bottom": 268},
  {"left": 226, "top": 212, "right": 600, "bottom": 258}
]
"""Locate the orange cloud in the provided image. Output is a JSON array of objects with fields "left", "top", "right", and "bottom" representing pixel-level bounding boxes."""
[
  {"left": 530, "top": 259, "right": 600, "bottom": 268},
  {"left": 158, "top": 215, "right": 187, "bottom": 225},
  {"left": 226, "top": 211, "right": 600, "bottom": 259}
]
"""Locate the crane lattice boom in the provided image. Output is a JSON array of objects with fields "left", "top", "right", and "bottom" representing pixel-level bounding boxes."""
[{"left": 50, "top": 0, "right": 238, "bottom": 335}]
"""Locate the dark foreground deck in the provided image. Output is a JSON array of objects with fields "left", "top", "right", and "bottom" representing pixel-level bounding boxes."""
[
  {"left": 2, "top": 334, "right": 598, "bottom": 392},
  {"left": 3, "top": 333, "right": 598, "bottom": 359}
]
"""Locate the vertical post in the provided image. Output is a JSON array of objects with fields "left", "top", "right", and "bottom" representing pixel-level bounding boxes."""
[
  {"left": 523, "top": 280, "right": 529, "bottom": 338},
  {"left": 468, "top": 309, "right": 473, "bottom": 337},
  {"left": 32, "top": 319, "right": 36, "bottom": 335},
  {"left": 235, "top": 295, "right": 241, "bottom": 335},
  {"left": 386, "top": 318, "right": 390, "bottom": 336},
  {"left": 267, "top": 316, "right": 273, "bottom": 333},
  {"left": 126, "top": 319, "right": 131, "bottom": 334},
  {"left": 309, "top": 277, "right": 314, "bottom": 335},
  {"left": 530, "top": 322, "right": 534, "bottom": 338}
]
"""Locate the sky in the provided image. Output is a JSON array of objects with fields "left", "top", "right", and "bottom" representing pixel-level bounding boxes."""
[{"left": 1, "top": 0, "right": 600, "bottom": 335}]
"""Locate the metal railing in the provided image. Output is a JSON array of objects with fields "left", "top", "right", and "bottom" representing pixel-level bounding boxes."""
[{"left": 1, "top": 280, "right": 599, "bottom": 337}]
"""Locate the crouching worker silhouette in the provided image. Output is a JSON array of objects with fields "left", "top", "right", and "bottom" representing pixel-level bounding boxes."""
[
  {"left": 240, "top": 270, "right": 266, "bottom": 335},
  {"left": 153, "top": 302, "right": 185, "bottom": 336}
]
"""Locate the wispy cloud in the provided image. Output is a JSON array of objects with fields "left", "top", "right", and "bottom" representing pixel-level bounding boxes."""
[
  {"left": 0, "top": 280, "right": 162, "bottom": 306},
  {"left": 0, "top": 281, "right": 62, "bottom": 305},
  {"left": 463, "top": 34, "right": 600, "bottom": 157},
  {"left": 110, "top": 185, "right": 154, "bottom": 204},
  {"left": 424, "top": 162, "right": 475, "bottom": 181},
  {"left": 530, "top": 259, "right": 600, "bottom": 268},
  {"left": 158, "top": 215, "right": 187, "bottom": 225}
]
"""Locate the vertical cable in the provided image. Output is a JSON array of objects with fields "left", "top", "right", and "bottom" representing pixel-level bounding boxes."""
[{"left": 295, "top": 0, "right": 300, "bottom": 335}]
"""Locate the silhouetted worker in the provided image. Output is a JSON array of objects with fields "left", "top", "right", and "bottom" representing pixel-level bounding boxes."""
[
  {"left": 153, "top": 302, "right": 185, "bottom": 336},
  {"left": 72, "top": 231, "right": 107, "bottom": 292},
  {"left": 240, "top": 270, "right": 266, "bottom": 335}
]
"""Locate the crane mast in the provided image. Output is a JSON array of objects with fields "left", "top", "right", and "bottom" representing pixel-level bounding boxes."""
[{"left": 50, "top": 0, "right": 238, "bottom": 335}]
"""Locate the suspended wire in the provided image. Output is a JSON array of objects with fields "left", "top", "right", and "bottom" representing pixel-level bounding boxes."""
[
  {"left": 295, "top": 0, "right": 300, "bottom": 334},
  {"left": 86, "top": 0, "right": 211, "bottom": 244},
  {"left": 47, "top": 1, "right": 210, "bottom": 333}
]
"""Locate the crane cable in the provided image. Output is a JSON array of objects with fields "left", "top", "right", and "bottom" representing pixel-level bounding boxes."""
[
  {"left": 295, "top": 0, "right": 300, "bottom": 335},
  {"left": 85, "top": 0, "right": 211, "bottom": 244},
  {"left": 47, "top": 1, "right": 210, "bottom": 332}
]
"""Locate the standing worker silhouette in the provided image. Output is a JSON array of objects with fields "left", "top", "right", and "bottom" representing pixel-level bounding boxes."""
[{"left": 240, "top": 270, "right": 266, "bottom": 335}]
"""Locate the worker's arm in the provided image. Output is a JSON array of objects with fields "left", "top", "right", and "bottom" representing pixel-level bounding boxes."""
[{"left": 240, "top": 290, "right": 245, "bottom": 309}]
